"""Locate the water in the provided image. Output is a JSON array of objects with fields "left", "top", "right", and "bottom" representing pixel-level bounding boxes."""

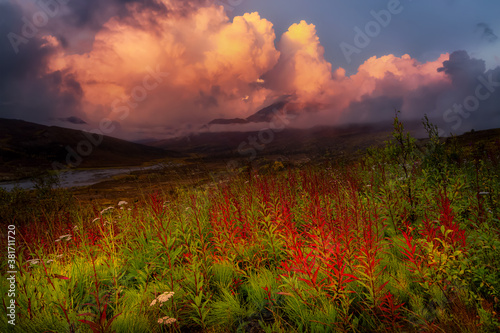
[{"left": 0, "top": 164, "right": 170, "bottom": 191}]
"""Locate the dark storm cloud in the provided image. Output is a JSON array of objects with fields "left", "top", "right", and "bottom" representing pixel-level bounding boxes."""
[
  {"left": 437, "top": 51, "right": 500, "bottom": 134},
  {"left": 338, "top": 51, "right": 500, "bottom": 136},
  {"left": 0, "top": 3, "right": 52, "bottom": 83},
  {"left": 60, "top": 0, "right": 167, "bottom": 30},
  {"left": 437, "top": 50, "right": 486, "bottom": 87},
  {"left": 0, "top": 2, "right": 86, "bottom": 123},
  {"left": 0, "top": 0, "right": 199, "bottom": 124},
  {"left": 476, "top": 23, "right": 498, "bottom": 43},
  {"left": 3, "top": 0, "right": 210, "bottom": 56},
  {"left": 51, "top": 0, "right": 209, "bottom": 38}
]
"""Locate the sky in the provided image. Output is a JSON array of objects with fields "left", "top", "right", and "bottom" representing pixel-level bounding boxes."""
[{"left": 1, "top": 0, "right": 499, "bottom": 140}]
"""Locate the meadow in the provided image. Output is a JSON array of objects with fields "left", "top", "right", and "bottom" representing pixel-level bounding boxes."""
[{"left": 1, "top": 117, "right": 500, "bottom": 332}]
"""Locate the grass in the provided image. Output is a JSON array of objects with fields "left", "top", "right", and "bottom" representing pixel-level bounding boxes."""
[{"left": 1, "top": 116, "right": 500, "bottom": 332}]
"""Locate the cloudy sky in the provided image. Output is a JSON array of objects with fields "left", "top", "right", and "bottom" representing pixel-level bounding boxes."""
[{"left": 1, "top": 0, "right": 499, "bottom": 140}]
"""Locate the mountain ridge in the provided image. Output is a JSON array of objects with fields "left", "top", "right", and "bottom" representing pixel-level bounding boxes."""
[{"left": 0, "top": 118, "right": 179, "bottom": 180}]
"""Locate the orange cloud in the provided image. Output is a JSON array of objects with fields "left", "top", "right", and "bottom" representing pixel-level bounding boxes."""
[
  {"left": 47, "top": 1, "right": 280, "bottom": 133},
  {"left": 336, "top": 53, "right": 450, "bottom": 100},
  {"left": 266, "top": 20, "right": 334, "bottom": 103},
  {"left": 44, "top": 0, "right": 454, "bottom": 137},
  {"left": 291, "top": 53, "right": 452, "bottom": 126}
]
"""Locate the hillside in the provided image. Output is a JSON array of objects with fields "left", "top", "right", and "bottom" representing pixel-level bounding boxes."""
[
  {"left": 0, "top": 118, "right": 179, "bottom": 180},
  {"left": 150, "top": 122, "right": 404, "bottom": 161}
]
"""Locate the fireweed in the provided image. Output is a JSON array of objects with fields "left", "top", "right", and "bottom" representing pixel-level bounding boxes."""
[{"left": 2, "top": 118, "right": 500, "bottom": 332}]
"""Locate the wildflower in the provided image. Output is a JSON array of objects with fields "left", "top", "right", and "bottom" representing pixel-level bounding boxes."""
[
  {"left": 158, "top": 316, "right": 176, "bottom": 324},
  {"left": 118, "top": 200, "right": 128, "bottom": 206},
  {"left": 150, "top": 291, "right": 175, "bottom": 307}
]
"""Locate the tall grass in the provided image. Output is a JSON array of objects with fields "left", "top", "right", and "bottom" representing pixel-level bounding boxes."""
[{"left": 1, "top": 117, "right": 500, "bottom": 332}]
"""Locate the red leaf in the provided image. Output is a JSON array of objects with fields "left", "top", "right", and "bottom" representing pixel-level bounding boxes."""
[
  {"left": 100, "top": 304, "right": 107, "bottom": 327},
  {"left": 78, "top": 319, "right": 100, "bottom": 333}
]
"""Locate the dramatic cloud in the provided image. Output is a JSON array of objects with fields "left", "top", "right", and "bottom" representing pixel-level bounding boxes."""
[
  {"left": 45, "top": 2, "right": 280, "bottom": 138},
  {"left": 1, "top": 0, "right": 499, "bottom": 139},
  {"left": 437, "top": 51, "right": 500, "bottom": 134},
  {"left": 264, "top": 21, "right": 333, "bottom": 103},
  {"left": 292, "top": 53, "right": 451, "bottom": 127},
  {"left": 0, "top": 2, "right": 85, "bottom": 124}
]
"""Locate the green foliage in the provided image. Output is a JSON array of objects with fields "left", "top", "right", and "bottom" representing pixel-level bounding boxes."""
[{"left": 3, "top": 114, "right": 500, "bottom": 332}]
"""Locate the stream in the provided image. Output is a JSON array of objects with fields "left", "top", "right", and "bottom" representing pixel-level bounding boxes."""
[{"left": 0, "top": 164, "right": 166, "bottom": 191}]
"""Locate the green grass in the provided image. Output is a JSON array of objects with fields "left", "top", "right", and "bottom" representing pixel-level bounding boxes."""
[{"left": 1, "top": 117, "right": 500, "bottom": 332}]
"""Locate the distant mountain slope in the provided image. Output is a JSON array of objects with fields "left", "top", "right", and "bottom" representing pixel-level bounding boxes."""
[
  {"left": 208, "top": 101, "right": 288, "bottom": 125},
  {"left": 151, "top": 122, "right": 397, "bottom": 159},
  {"left": 151, "top": 120, "right": 500, "bottom": 162},
  {"left": 0, "top": 118, "right": 179, "bottom": 179}
]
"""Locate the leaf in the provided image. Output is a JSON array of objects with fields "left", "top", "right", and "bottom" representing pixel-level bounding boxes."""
[
  {"left": 78, "top": 319, "right": 101, "bottom": 333},
  {"left": 100, "top": 304, "right": 107, "bottom": 327}
]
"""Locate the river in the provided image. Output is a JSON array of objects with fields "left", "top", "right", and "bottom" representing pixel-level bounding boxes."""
[{"left": 0, "top": 164, "right": 167, "bottom": 191}]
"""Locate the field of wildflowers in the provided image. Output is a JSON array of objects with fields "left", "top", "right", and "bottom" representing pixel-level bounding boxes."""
[{"left": 1, "top": 117, "right": 500, "bottom": 332}]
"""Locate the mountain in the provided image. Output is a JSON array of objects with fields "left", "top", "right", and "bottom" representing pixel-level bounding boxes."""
[
  {"left": 150, "top": 121, "right": 400, "bottom": 160},
  {"left": 0, "top": 118, "right": 179, "bottom": 180},
  {"left": 208, "top": 100, "right": 289, "bottom": 126}
]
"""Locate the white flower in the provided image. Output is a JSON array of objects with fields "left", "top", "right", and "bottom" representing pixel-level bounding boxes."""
[
  {"left": 150, "top": 291, "right": 175, "bottom": 306},
  {"left": 158, "top": 316, "right": 176, "bottom": 324},
  {"left": 118, "top": 201, "right": 128, "bottom": 206}
]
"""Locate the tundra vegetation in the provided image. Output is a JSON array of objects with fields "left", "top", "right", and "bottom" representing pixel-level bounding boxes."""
[{"left": 1, "top": 115, "right": 500, "bottom": 332}]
